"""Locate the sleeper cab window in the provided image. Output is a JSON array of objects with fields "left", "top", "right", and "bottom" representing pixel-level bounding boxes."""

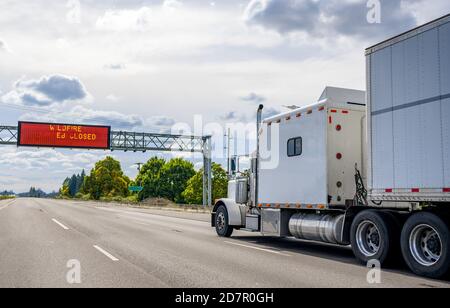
[{"left": 287, "top": 137, "right": 302, "bottom": 157}]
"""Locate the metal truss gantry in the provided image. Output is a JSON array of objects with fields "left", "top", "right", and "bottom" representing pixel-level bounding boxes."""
[
  {"left": 0, "top": 126, "right": 18, "bottom": 145},
  {"left": 0, "top": 126, "right": 212, "bottom": 206}
]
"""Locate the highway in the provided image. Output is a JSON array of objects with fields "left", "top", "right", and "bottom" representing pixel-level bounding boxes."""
[{"left": 0, "top": 198, "right": 449, "bottom": 288}]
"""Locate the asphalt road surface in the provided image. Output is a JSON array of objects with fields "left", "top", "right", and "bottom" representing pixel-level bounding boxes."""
[{"left": 1, "top": 198, "right": 449, "bottom": 288}]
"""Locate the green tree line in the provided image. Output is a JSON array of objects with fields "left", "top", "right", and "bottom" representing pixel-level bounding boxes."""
[{"left": 59, "top": 156, "right": 228, "bottom": 205}]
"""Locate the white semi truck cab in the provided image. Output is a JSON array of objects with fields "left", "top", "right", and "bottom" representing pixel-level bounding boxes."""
[{"left": 212, "top": 14, "right": 450, "bottom": 279}]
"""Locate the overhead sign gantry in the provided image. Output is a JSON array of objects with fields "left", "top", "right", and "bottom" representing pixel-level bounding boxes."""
[{"left": 0, "top": 122, "right": 212, "bottom": 206}]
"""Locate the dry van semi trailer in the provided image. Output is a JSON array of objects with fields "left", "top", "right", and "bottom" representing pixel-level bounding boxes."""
[{"left": 211, "top": 14, "right": 450, "bottom": 279}]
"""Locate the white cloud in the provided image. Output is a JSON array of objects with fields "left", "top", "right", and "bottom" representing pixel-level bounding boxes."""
[
  {"left": 0, "top": 148, "right": 113, "bottom": 192},
  {"left": 106, "top": 94, "right": 120, "bottom": 102},
  {"left": 2, "top": 75, "right": 88, "bottom": 107},
  {"left": 96, "top": 6, "right": 154, "bottom": 31},
  {"left": 401, "top": 0, "right": 450, "bottom": 24},
  {"left": 0, "top": 39, "right": 10, "bottom": 52},
  {"left": 240, "top": 92, "right": 266, "bottom": 104},
  {"left": 0, "top": 148, "right": 103, "bottom": 172},
  {"left": 104, "top": 63, "right": 126, "bottom": 70},
  {"left": 219, "top": 111, "right": 248, "bottom": 123},
  {"left": 244, "top": 0, "right": 418, "bottom": 40},
  {"left": 20, "top": 105, "right": 143, "bottom": 130},
  {"left": 66, "top": 0, "right": 82, "bottom": 24},
  {"left": 19, "top": 105, "right": 178, "bottom": 132},
  {"left": 163, "top": 0, "right": 183, "bottom": 11}
]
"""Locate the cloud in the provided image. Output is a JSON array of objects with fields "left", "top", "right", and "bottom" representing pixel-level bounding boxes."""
[
  {"left": 106, "top": 94, "right": 120, "bottom": 102},
  {"left": 20, "top": 105, "right": 143, "bottom": 130},
  {"left": 0, "top": 148, "right": 103, "bottom": 172},
  {"left": 20, "top": 93, "right": 53, "bottom": 107},
  {"left": 0, "top": 39, "right": 9, "bottom": 52},
  {"left": 96, "top": 6, "right": 153, "bottom": 31},
  {"left": 220, "top": 111, "right": 242, "bottom": 122},
  {"left": 162, "top": 0, "right": 183, "bottom": 10},
  {"left": 95, "top": 1, "right": 186, "bottom": 32},
  {"left": 2, "top": 75, "right": 88, "bottom": 107},
  {"left": 19, "top": 106, "right": 177, "bottom": 132},
  {"left": 66, "top": 0, "right": 81, "bottom": 24},
  {"left": 262, "top": 106, "right": 281, "bottom": 118},
  {"left": 148, "top": 115, "right": 176, "bottom": 127},
  {"left": 104, "top": 63, "right": 126, "bottom": 70},
  {"left": 240, "top": 92, "right": 266, "bottom": 104},
  {"left": 17, "top": 75, "right": 87, "bottom": 102},
  {"left": 244, "top": 0, "right": 417, "bottom": 39}
]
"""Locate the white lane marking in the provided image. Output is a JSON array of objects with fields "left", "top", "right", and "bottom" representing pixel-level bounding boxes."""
[
  {"left": 224, "top": 241, "right": 291, "bottom": 257},
  {"left": 0, "top": 199, "right": 16, "bottom": 211},
  {"left": 93, "top": 245, "right": 119, "bottom": 261},
  {"left": 52, "top": 218, "right": 69, "bottom": 230}
]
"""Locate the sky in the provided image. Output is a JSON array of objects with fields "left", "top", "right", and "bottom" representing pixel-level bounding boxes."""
[{"left": 0, "top": 0, "right": 449, "bottom": 192}]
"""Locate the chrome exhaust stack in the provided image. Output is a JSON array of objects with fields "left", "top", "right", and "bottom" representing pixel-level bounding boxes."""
[{"left": 255, "top": 104, "right": 264, "bottom": 207}]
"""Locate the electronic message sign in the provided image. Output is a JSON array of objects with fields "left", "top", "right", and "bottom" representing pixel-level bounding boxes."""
[{"left": 17, "top": 121, "right": 111, "bottom": 150}]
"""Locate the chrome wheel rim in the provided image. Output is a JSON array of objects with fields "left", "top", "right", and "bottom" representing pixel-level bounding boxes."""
[
  {"left": 356, "top": 220, "right": 381, "bottom": 257},
  {"left": 409, "top": 224, "right": 442, "bottom": 267},
  {"left": 217, "top": 211, "right": 226, "bottom": 231}
]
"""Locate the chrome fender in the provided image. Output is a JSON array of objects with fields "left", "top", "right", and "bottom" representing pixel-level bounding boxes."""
[{"left": 211, "top": 198, "right": 246, "bottom": 227}]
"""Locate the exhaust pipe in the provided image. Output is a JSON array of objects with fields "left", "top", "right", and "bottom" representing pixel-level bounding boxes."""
[{"left": 255, "top": 104, "right": 264, "bottom": 207}]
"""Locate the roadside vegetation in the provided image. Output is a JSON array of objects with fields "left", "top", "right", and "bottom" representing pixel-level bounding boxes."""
[
  {"left": 0, "top": 190, "right": 15, "bottom": 200},
  {"left": 58, "top": 156, "right": 228, "bottom": 206},
  {"left": 0, "top": 195, "right": 15, "bottom": 200},
  {"left": 0, "top": 188, "right": 57, "bottom": 199}
]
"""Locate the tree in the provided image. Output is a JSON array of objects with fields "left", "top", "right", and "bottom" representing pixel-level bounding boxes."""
[
  {"left": 135, "top": 157, "right": 166, "bottom": 200},
  {"left": 69, "top": 174, "right": 78, "bottom": 197},
  {"left": 81, "top": 156, "right": 130, "bottom": 200},
  {"left": 60, "top": 177, "right": 71, "bottom": 197},
  {"left": 182, "top": 163, "right": 228, "bottom": 205},
  {"left": 159, "top": 158, "right": 195, "bottom": 203},
  {"left": 76, "top": 169, "right": 85, "bottom": 193},
  {"left": 59, "top": 170, "right": 86, "bottom": 198},
  {"left": 134, "top": 157, "right": 195, "bottom": 203}
]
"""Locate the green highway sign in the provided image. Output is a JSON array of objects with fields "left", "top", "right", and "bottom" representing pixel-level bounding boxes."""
[{"left": 128, "top": 186, "right": 143, "bottom": 192}]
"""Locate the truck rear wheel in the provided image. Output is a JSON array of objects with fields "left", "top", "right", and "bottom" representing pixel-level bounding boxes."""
[
  {"left": 401, "top": 212, "right": 450, "bottom": 279},
  {"left": 350, "top": 210, "right": 399, "bottom": 266},
  {"left": 215, "top": 205, "right": 233, "bottom": 237}
]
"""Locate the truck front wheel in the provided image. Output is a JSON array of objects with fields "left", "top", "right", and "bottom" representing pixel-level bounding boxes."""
[
  {"left": 215, "top": 205, "right": 234, "bottom": 237},
  {"left": 350, "top": 210, "right": 399, "bottom": 266},
  {"left": 401, "top": 212, "right": 450, "bottom": 279}
]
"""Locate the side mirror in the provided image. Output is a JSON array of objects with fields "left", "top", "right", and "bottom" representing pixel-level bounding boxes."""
[{"left": 230, "top": 157, "right": 237, "bottom": 174}]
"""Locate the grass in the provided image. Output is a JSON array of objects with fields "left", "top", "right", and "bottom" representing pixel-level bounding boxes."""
[{"left": 0, "top": 195, "right": 15, "bottom": 200}]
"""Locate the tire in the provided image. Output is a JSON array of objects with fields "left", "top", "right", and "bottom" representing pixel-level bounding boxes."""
[
  {"left": 215, "top": 205, "right": 233, "bottom": 237},
  {"left": 350, "top": 210, "right": 400, "bottom": 266},
  {"left": 401, "top": 212, "right": 450, "bottom": 279}
]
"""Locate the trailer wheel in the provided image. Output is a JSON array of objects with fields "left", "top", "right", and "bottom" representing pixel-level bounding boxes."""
[
  {"left": 401, "top": 212, "right": 450, "bottom": 278},
  {"left": 215, "top": 205, "right": 233, "bottom": 237},
  {"left": 350, "top": 210, "right": 399, "bottom": 266}
]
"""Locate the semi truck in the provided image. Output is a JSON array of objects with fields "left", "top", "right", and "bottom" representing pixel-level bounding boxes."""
[{"left": 211, "top": 14, "right": 450, "bottom": 279}]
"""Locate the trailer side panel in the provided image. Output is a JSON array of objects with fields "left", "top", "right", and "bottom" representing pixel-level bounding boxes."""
[{"left": 367, "top": 15, "right": 450, "bottom": 201}]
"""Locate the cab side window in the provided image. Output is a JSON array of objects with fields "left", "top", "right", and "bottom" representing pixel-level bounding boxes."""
[{"left": 287, "top": 137, "right": 302, "bottom": 157}]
